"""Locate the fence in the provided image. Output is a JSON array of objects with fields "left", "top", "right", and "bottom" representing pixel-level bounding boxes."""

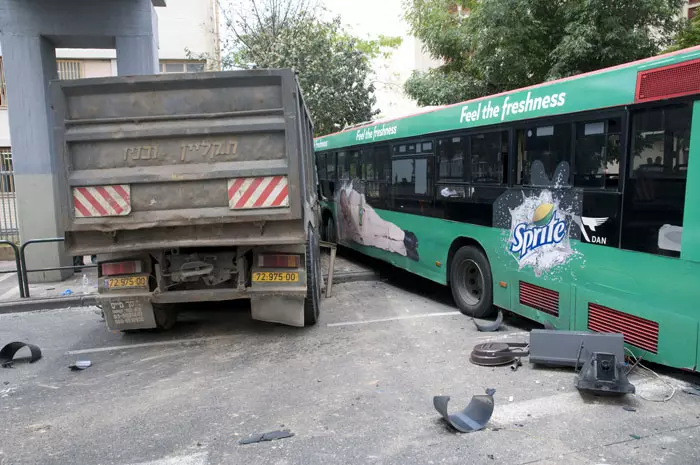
[{"left": 0, "top": 148, "right": 19, "bottom": 243}]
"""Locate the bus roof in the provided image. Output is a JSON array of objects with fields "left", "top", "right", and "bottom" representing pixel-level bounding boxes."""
[{"left": 314, "top": 46, "right": 700, "bottom": 152}]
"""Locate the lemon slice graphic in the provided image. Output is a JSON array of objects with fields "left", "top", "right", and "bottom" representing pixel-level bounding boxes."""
[{"left": 532, "top": 203, "right": 555, "bottom": 227}]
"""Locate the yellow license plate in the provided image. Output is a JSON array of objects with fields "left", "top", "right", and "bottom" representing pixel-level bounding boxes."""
[
  {"left": 106, "top": 276, "right": 148, "bottom": 289},
  {"left": 252, "top": 272, "right": 299, "bottom": 283}
]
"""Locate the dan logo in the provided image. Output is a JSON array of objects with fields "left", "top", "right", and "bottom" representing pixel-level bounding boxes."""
[
  {"left": 573, "top": 216, "right": 609, "bottom": 244},
  {"left": 509, "top": 203, "right": 567, "bottom": 259}
]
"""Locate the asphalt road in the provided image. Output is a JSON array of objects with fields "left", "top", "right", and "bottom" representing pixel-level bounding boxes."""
[{"left": 1, "top": 264, "right": 699, "bottom": 465}]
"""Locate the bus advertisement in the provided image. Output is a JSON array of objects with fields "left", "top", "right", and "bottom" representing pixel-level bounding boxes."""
[{"left": 313, "top": 46, "right": 700, "bottom": 371}]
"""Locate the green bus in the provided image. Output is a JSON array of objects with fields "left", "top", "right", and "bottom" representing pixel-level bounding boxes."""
[{"left": 314, "top": 46, "right": 700, "bottom": 372}]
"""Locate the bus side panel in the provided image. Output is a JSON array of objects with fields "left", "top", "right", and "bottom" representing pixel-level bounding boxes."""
[
  {"left": 509, "top": 275, "right": 573, "bottom": 330},
  {"left": 573, "top": 285, "right": 698, "bottom": 370}
]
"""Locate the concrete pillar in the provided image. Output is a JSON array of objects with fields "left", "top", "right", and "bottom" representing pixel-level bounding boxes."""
[
  {"left": 116, "top": 3, "right": 159, "bottom": 75},
  {"left": 2, "top": 34, "right": 71, "bottom": 282}
]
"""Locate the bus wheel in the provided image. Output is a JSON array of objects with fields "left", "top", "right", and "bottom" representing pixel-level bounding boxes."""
[
  {"left": 304, "top": 226, "right": 321, "bottom": 326},
  {"left": 449, "top": 246, "right": 495, "bottom": 318},
  {"left": 325, "top": 215, "right": 336, "bottom": 243}
]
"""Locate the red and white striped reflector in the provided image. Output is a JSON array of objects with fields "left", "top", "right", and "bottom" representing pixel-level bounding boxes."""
[
  {"left": 228, "top": 176, "right": 289, "bottom": 210},
  {"left": 73, "top": 185, "right": 131, "bottom": 218}
]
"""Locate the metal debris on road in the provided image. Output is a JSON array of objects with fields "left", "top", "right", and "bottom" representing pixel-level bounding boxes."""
[
  {"left": 575, "top": 352, "right": 635, "bottom": 396},
  {"left": 68, "top": 360, "right": 92, "bottom": 371},
  {"left": 472, "top": 310, "right": 504, "bottom": 332},
  {"left": 510, "top": 358, "right": 523, "bottom": 372},
  {"left": 433, "top": 388, "right": 495, "bottom": 433},
  {"left": 0, "top": 342, "right": 42, "bottom": 368},
  {"left": 239, "top": 430, "right": 295, "bottom": 445},
  {"left": 622, "top": 406, "right": 637, "bottom": 412},
  {"left": 681, "top": 387, "right": 700, "bottom": 397},
  {"left": 470, "top": 342, "right": 529, "bottom": 366}
]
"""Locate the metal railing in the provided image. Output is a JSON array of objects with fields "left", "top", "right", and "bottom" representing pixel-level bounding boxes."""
[
  {"left": 19, "top": 237, "right": 97, "bottom": 298},
  {"left": 0, "top": 149, "right": 19, "bottom": 243},
  {"left": 0, "top": 239, "right": 23, "bottom": 298}
]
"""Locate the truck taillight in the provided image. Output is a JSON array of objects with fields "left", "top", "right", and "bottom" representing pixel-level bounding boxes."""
[
  {"left": 102, "top": 260, "right": 142, "bottom": 276},
  {"left": 258, "top": 254, "right": 300, "bottom": 268}
]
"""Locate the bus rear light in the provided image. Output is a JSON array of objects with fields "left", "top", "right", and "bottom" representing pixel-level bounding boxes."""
[
  {"left": 258, "top": 254, "right": 300, "bottom": 268},
  {"left": 102, "top": 260, "right": 142, "bottom": 276}
]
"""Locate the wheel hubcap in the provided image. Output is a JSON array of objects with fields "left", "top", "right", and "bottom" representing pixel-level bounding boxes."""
[{"left": 461, "top": 259, "right": 484, "bottom": 306}]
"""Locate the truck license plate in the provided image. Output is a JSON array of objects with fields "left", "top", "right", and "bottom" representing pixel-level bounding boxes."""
[
  {"left": 105, "top": 276, "right": 148, "bottom": 289},
  {"left": 252, "top": 272, "right": 299, "bottom": 283}
]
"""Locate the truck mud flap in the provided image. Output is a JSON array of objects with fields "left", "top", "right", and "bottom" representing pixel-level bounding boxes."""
[{"left": 100, "top": 295, "right": 156, "bottom": 331}]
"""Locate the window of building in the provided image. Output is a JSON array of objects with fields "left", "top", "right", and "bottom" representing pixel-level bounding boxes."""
[
  {"left": 689, "top": 4, "right": 699, "bottom": 19},
  {"left": 159, "top": 61, "right": 206, "bottom": 73},
  {"left": 57, "top": 60, "right": 83, "bottom": 80},
  {"left": 437, "top": 136, "right": 465, "bottom": 181},
  {"left": 574, "top": 118, "right": 621, "bottom": 189},
  {"left": 0, "top": 58, "right": 6, "bottom": 108},
  {"left": 517, "top": 123, "right": 571, "bottom": 186},
  {"left": 471, "top": 131, "right": 508, "bottom": 184}
]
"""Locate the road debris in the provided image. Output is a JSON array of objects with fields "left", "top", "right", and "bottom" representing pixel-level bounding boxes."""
[
  {"left": 470, "top": 342, "right": 529, "bottom": 366},
  {"left": 530, "top": 330, "right": 624, "bottom": 368},
  {"left": 0, "top": 341, "right": 42, "bottom": 368},
  {"left": 575, "top": 352, "right": 635, "bottom": 396},
  {"left": 623, "top": 406, "right": 637, "bottom": 412},
  {"left": 510, "top": 359, "right": 523, "bottom": 372},
  {"left": 68, "top": 360, "right": 92, "bottom": 371},
  {"left": 433, "top": 388, "right": 495, "bottom": 433},
  {"left": 239, "top": 430, "right": 295, "bottom": 445},
  {"left": 472, "top": 310, "right": 503, "bottom": 332}
]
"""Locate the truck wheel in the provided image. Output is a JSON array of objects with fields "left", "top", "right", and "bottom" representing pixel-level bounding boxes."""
[
  {"left": 304, "top": 227, "right": 321, "bottom": 326},
  {"left": 153, "top": 304, "right": 177, "bottom": 331},
  {"left": 449, "top": 246, "right": 495, "bottom": 318}
]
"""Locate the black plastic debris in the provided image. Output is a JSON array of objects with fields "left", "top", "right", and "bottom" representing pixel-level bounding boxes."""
[
  {"left": 681, "top": 386, "right": 700, "bottom": 397},
  {"left": 0, "top": 342, "right": 42, "bottom": 368},
  {"left": 68, "top": 360, "right": 92, "bottom": 371},
  {"left": 239, "top": 430, "right": 294, "bottom": 445},
  {"left": 472, "top": 310, "right": 503, "bottom": 332},
  {"left": 622, "top": 406, "right": 637, "bottom": 412},
  {"left": 433, "top": 388, "right": 496, "bottom": 433},
  {"left": 575, "top": 352, "right": 635, "bottom": 396},
  {"left": 470, "top": 342, "right": 529, "bottom": 366}
]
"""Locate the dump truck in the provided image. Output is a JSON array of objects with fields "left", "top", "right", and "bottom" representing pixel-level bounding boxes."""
[{"left": 50, "top": 70, "right": 321, "bottom": 331}]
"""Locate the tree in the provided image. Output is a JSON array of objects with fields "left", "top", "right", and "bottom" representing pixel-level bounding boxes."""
[
  {"left": 404, "top": 0, "right": 684, "bottom": 106},
  {"left": 666, "top": 16, "right": 700, "bottom": 52},
  {"left": 214, "top": 0, "right": 400, "bottom": 136}
]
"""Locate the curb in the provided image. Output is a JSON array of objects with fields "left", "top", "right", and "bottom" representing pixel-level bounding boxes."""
[{"left": 0, "top": 295, "right": 98, "bottom": 314}]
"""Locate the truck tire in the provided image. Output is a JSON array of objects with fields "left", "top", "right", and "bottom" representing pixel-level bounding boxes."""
[
  {"left": 153, "top": 304, "right": 177, "bottom": 331},
  {"left": 304, "top": 227, "right": 321, "bottom": 326},
  {"left": 449, "top": 245, "right": 495, "bottom": 318}
]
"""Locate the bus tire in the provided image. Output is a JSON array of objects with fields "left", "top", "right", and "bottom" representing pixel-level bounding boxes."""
[
  {"left": 325, "top": 215, "right": 336, "bottom": 244},
  {"left": 304, "top": 226, "right": 321, "bottom": 326},
  {"left": 449, "top": 246, "right": 495, "bottom": 318}
]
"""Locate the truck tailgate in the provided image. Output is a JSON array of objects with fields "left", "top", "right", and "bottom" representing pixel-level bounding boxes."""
[{"left": 52, "top": 70, "right": 308, "bottom": 254}]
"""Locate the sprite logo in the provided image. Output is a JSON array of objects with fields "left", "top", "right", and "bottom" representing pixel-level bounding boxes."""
[{"left": 509, "top": 203, "right": 567, "bottom": 259}]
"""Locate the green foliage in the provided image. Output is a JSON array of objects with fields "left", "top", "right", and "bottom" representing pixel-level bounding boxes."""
[
  {"left": 404, "top": 0, "right": 685, "bottom": 105},
  {"left": 666, "top": 16, "right": 700, "bottom": 52},
  {"left": 215, "top": 0, "right": 401, "bottom": 136}
]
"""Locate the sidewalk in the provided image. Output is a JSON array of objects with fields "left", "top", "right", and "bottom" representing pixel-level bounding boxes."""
[{"left": 0, "top": 248, "right": 378, "bottom": 313}]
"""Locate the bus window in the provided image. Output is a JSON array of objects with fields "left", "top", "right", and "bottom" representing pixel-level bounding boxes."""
[
  {"left": 337, "top": 151, "right": 348, "bottom": 181},
  {"left": 361, "top": 148, "right": 375, "bottom": 180},
  {"left": 317, "top": 153, "right": 328, "bottom": 198},
  {"left": 392, "top": 158, "right": 433, "bottom": 196},
  {"left": 471, "top": 131, "right": 508, "bottom": 184},
  {"left": 437, "top": 136, "right": 466, "bottom": 181},
  {"left": 574, "top": 118, "right": 621, "bottom": 189},
  {"left": 348, "top": 150, "right": 360, "bottom": 179},
  {"left": 517, "top": 123, "right": 571, "bottom": 186},
  {"left": 622, "top": 103, "right": 692, "bottom": 257}
]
